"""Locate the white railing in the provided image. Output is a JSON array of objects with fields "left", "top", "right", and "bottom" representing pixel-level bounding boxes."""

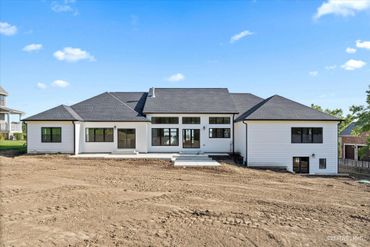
[
  {"left": 0, "top": 122, "right": 22, "bottom": 132},
  {"left": 0, "top": 122, "right": 8, "bottom": 131},
  {"left": 11, "top": 122, "right": 22, "bottom": 132}
]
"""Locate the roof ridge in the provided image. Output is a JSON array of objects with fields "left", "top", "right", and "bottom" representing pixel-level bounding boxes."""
[
  {"left": 107, "top": 92, "right": 138, "bottom": 114},
  {"left": 270, "top": 95, "right": 340, "bottom": 119},
  {"left": 237, "top": 96, "right": 274, "bottom": 120},
  {"left": 62, "top": 105, "right": 83, "bottom": 121}
]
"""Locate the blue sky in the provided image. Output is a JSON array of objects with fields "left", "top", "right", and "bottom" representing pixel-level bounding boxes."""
[{"left": 1, "top": 0, "right": 369, "bottom": 117}]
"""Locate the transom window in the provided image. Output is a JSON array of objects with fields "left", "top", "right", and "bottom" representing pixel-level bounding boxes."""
[
  {"left": 41, "top": 127, "right": 61, "bottom": 143},
  {"left": 152, "top": 128, "right": 179, "bottom": 146},
  {"left": 209, "top": 117, "right": 230, "bottom": 124},
  {"left": 86, "top": 128, "right": 114, "bottom": 142},
  {"left": 182, "top": 117, "right": 200, "bottom": 124},
  {"left": 209, "top": 128, "right": 231, "bottom": 138},
  {"left": 151, "top": 117, "right": 179, "bottom": 124},
  {"left": 291, "top": 128, "right": 323, "bottom": 143}
]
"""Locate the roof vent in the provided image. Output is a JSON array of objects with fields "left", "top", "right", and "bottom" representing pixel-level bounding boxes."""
[{"left": 149, "top": 87, "right": 156, "bottom": 98}]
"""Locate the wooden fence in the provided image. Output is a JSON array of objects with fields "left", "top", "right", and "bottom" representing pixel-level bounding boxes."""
[{"left": 339, "top": 159, "right": 370, "bottom": 169}]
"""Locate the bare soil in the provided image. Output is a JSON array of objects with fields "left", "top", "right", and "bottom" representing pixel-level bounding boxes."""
[{"left": 1, "top": 155, "right": 369, "bottom": 246}]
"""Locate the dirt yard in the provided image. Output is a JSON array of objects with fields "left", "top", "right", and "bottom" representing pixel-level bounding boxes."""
[{"left": 1, "top": 155, "right": 369, "bottom": 247}]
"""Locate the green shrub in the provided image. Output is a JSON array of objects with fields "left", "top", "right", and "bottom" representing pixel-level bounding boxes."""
[
  {"left": 0, "top": 133, "right": 5, "bottom": 141},
  {"left": 14, "top": 133, "right": 23, "bottom": 140}
]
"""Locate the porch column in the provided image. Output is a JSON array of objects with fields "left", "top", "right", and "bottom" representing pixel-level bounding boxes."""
[
  {"left": 74, "top": 122, "right": 81, "bottom": 155},
  {"left": 6, "top": 113, "right": 10, "bottom": 132},
  {"left": 354, "top": 145, "right": 358, "bottom": 161}
]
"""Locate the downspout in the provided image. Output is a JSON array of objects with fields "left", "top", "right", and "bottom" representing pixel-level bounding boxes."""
[
  {"left": 72, "top": 121, "right": 76, "bottom": 155},
  {"left": 232, "top": 114, "right": 235, "bottom": 155},
  {"left": 243, "top": 121, "right": 248, "bottom": 166}
]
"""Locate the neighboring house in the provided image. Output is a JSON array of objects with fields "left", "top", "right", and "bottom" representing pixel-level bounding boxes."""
[
  {"left": 339, "top": 122, "right": 370, "bottom": 161},
  {"left": 24, "top": 88, "right": 340, "bottom": 174},
  {"left": 0, "top": 86, "right": 24, "bottom": 139}
]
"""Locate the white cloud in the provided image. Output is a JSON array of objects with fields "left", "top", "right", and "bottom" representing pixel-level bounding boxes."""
[
  {"left": 356, "top": 40, "right": 370, "bottom": 50},
  {"left": 345, "top": 47, "right": 356, "bottom": 54},
  {"left": 167, "top": 73, "right": 185, "bottom": 82},
  {"left": 0, "top": 22, "right": 17, "bottom": 36},
  {"left": 53, "top": 47, "right": 95, "bottom": 62},
  {"left": 309, "top": 71, "right": 319, "bottom": 77},
  {"left": 23, "top": 43, "right": 43, "bottom": 52},
  {"left": 314, "top": 0, "right": 370, "bottom": 19},
  {"left": 36, "top": 82, "right": 47, "bottom": 89},
  {"left": 230, "top": 30, "right": 253, "bottom": 44},
  {"left": 341, "top": 59, "right": 366, "bottom": 70},
  {"left": 52, "top": 80, "right": 70, "bottom": 88},
  {"left": 51, "top": 0, "right": 78, "bottom": 15},
  {"left": 325, "top": 65, "right": 337, "bottom": 70}
]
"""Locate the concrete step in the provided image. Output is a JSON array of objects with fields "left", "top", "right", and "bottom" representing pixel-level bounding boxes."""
[{"left": 174, "top": 160, "right": 220, "bottom": 167}]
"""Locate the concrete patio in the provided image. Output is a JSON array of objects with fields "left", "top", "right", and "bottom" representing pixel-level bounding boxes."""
[{"left": 71, "top": 153, "right": 224, "bottom": 167}]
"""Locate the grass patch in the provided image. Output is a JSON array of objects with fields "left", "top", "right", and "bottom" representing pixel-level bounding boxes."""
[{"left": 0, "top": 140, "right": 27, "bottom": 152}]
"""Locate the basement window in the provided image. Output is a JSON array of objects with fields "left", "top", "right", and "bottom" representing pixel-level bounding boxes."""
[{"left": 319, "top": 158, "right": 326, "bottom": 169}]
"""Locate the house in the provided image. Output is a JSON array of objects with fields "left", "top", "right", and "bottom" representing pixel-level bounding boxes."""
[
  {"left": 0, "top": 86, "right": 24, "bottom": 139},
  {"left": 339, "top": 122, "right": 370, "bottom": 161},
  {"left": 24, "top": 88, "right": 340, "bottom": 174}
]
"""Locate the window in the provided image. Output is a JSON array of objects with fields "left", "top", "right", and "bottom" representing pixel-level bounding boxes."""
[
  {"left": 209, "top": 128, "right": 230, "bottom": 138},
  {"left": 0, "top": 95, "right": 5, "bottom": 106},
  {"left": 291, "top": 128, "right": 323, "bottom": 143},
  {"left": 152, "top": 128, "right": 179, "bottom": 146},
  {"left": 182, "top": 117, "right": 200, "bottom": 124},
  {"left": 85, "top": 128, "right": 113, "bottom": 142},
  {"left": 151, "top": 117, "right": 179, "bottom": 124},
  {"left": 319, "top": 158, "right": 326, "bottom": 169},
  {"left": 209, "top": 117, "right": 230, "bottom": 124},
  {"left": 41, "top": 127, "right": 61, "bottom": 143}
]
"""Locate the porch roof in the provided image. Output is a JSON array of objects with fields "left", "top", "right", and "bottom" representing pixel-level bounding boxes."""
[{"left": 0, "top": 106, "right": 24, "bottom": 115}]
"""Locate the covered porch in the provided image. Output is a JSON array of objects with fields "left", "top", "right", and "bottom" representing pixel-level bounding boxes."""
[{"left": 0, "top": 106, "right": 24, "bottom": 135}]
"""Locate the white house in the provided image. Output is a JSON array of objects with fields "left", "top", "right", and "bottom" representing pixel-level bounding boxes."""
[
  {"left": 24, "top": 88, "right": 340, "bottom": 175},
  {"left": 0, "top": 86, "right": 24, "bottom": 139}
]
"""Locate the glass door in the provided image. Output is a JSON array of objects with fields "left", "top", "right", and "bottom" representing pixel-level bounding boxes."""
[
  {"left": 118, "top": 129, "right": 136, "bottom": 149},
  {"left": 293, "top": 157, "right": 309, "bottom": 173},
  {"left": 182, "top": 129, "right": 200, "bottom": 148}
]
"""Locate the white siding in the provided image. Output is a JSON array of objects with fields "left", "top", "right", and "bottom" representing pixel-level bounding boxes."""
[
  {"left": 79, "top": 122, "right": 149, "bottom": 153},
  {"left": 26, "top": 121, "right": 74, "bottom": 154},
  {"left": 147, "top": 114, "right": 234, "bottom": 153},
  {"left": 234, "top": 122, "right": 246, "bottom": 159},
  {"left": 246, "top": 121, "right": 339, "bottom": 174}
]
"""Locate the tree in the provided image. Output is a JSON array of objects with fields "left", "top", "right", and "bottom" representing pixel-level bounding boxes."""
[{"left": 354, "top": 85, "right": 370, "bottom": 159}]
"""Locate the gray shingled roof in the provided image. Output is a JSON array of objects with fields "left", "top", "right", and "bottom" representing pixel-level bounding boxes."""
[
  {"left": 230, "top": 93, "right": 264, "bottom": 121},
  {"left": 242, "top": 95, "right": 340, "bottom": 121},
  {"left": 0, "top": 86, "right": 8, "bottom": 96},
  {"left": 143, "top": 88, "right": 238, "bottom": 114},
  {"left": 23, "top": 105, "right": 82, "bottom": 121},
  {"left": 340, "top": 122, "right": 356, "bottom": 136},
  {"left": 70, "top": 92, "right": 148, "bottom": 121}
]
